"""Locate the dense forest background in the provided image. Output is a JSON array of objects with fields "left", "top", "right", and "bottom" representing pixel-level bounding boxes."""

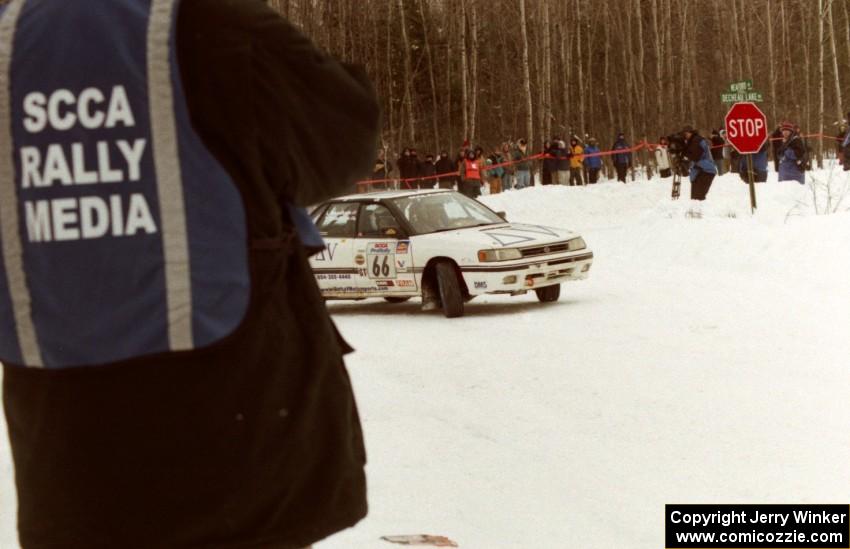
[{"left": 268, "top": 0, "right": 849, "bottom": 162}]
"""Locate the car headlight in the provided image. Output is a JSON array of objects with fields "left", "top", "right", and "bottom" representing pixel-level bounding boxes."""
[
  {"left": 477, "top": 248, "right": 523, "bottom": 262},
  {"left": 567, "top": 237, "right": 586, "bottom": 251}
]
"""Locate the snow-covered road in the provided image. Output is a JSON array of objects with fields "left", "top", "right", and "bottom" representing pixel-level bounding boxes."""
[{"left": 3, "top": 169, "right": 850, "bottom": 548}]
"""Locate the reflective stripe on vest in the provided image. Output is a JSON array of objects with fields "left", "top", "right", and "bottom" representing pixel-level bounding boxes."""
[
  {"left": 464, "top": 159, "right": 481, "bottom": 180},
  {"left": 0, "top": 0, "right": 250, "bottom": 368}
]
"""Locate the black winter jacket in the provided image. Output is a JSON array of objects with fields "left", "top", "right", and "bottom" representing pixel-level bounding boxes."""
[
  {"left": 2, "top": 2, "right": 378, "bottom": 548},
  {"left": 555, "top": 143, "right": 571, "bottom": 171},
  {"left": 434, "top": 156, "right": 456, "bottom": 178}
]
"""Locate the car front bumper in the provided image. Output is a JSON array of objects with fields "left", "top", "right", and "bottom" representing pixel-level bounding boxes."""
[{"left": 459, "top": 251, "right": 594, "bottom": 295}]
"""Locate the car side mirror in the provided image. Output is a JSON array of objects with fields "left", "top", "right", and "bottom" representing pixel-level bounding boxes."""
[{"left": 496, "top": 211, "right": 507, "bottom": 221}]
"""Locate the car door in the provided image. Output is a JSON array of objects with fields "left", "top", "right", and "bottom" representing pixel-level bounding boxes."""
[
  {"left": 310, "top": 201, "right": 359, "bottom": 295},
  {"left": 354, "top": 202, "right": 417, "bottom": 295}
]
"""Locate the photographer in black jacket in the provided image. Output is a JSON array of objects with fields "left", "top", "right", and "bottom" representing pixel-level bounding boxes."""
[
  {"left": 682, "top": 125, "right": 718, "bottom": 200},
  {"left": 1, "top": 2, "right": 378, "bottom": 548}
]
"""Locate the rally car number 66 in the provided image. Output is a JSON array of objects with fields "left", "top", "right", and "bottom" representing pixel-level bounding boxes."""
[{"left": 309, "top": 190, "right": 593, "bottom": 318}]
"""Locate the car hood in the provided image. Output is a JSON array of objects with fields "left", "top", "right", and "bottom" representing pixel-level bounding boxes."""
[{"left": 414, "top": 222, "right": 579, "bottom": 248}]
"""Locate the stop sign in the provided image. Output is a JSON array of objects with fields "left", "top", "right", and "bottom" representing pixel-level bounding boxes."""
[{"left": 724, "top": 102, "right": 768, "bottom": 154}]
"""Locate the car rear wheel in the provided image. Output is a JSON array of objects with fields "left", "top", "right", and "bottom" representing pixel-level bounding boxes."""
[
  {"left": 435, "top": 262, "right": 464, "bottom": 318},
  {"left": 384, "top": 296, "right": 411, "bottom": 303},
  {"left": 535, "top": 284, "right": 561, "bottom": 303}
]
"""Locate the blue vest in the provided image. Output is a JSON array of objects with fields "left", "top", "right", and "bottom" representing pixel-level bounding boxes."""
[
  {"left": 0, "top": 0, "right": 271, "bottom": 368},
  {"left": 738, "top": 145, "right": 768, "bottom": 175},
  {"left": 688, "top": 136, "right": 718, "bottom": 182},
  {"left": 612, "top": 140, "right": 631, "bottom": 166},
  {"left": 583, "top": 146, "right": 602, "bottom": 169},
  {"left": 778, "top": 136, "right": 805, "bottom": 184}
]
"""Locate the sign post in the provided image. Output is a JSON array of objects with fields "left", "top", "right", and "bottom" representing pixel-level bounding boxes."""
[{"left": 725, "top": 102, "right": 768, "bottom": 213}]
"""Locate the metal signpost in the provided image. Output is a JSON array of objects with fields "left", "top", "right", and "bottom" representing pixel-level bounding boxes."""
[{"left": 725, "top": 101, "right": 768, "bottom": 213}]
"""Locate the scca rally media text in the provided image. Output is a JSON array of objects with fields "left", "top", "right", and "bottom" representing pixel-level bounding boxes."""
[{"left": 19, "top": 85, "right": 157, "bottom": 243}]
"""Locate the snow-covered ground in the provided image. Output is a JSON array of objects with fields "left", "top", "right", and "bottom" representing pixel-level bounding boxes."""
[{"left": 3, "top": 166, "right": 850, "bottom": 548}]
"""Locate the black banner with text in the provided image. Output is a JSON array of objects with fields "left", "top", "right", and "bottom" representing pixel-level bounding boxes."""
[{"left": 666, "top": 505, "right": 850, "bottom": 548}]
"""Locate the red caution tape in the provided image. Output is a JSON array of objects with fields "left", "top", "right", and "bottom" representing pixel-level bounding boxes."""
[{"left": 357, "top": 132, "right": 843, "bottom": 188}]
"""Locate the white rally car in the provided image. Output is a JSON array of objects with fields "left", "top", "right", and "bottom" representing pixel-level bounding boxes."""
[{"left": 309, "top": 189, "right": 593, "bottom": 317}]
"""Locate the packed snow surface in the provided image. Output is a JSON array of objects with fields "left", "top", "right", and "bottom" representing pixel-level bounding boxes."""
[{"left": 3, "top": 167, "right": 850, "bottom": 548}]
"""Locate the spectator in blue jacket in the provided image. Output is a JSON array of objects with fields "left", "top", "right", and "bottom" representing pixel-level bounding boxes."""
[
  {"left": 738, "top": 142, "right": 769, "bottom": 183},
  {"left": 612, "top": 132, "right": 632, "bottom": 182},
  {"left": 682, "top": 125, "right": 717, "bottom": 200},
  {"left": 777, "top": 121, "right": 806, "bottom": 184},
  {"left": 583, "top": 137, "right": 603, "bottom": 183}
]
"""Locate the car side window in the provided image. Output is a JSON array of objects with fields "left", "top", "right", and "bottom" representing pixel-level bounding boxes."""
[
  {"left": 357, "top": 203, "right": 402, "bottom": 238},
  {"left": 316, "top": 202, "right": 360, "bottom": 237},
  {"left": 309, "top": 204, "right": 328, "bottom": 223}
]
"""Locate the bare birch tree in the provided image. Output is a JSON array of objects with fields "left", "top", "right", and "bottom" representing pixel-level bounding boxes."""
[{"left": 519, "top": 0, "right": 533, "bottom": 148}]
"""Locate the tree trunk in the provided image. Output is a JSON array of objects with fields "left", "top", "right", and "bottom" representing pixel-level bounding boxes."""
[
  {"left": 385, "top": 0, "right": 396, "bottom": 154},
  {"left": 678, "top": 3, "right": 688, "bottom": 126},
  {"left": 741, "top": 0, "right": 753, "bottom": 80},
  {"left": 603, "top": 2, "right": 614, "bottom": 142},
  {"left": 460, "top": 0, "right": 469, "bottom": 143},
  {"left": 576, "top": 0, "right": 586, "bottom": 135},
  {"left": 519, "top": 0, "right": 534, "bottom": 149},
  {"left": 469, "top": 0, "right": 479, "bottom": 144},
  {"left": 730, "top": 0, "right": 742, "bottom": 78},
  {"left": 826, "top": 0, "right": 843, "bottom": 125},
  {"left": 780, "top": 1, "right": 789, "bottom": 114},
  {"left": 817, "top": 0, "right": 825, "bottom": 167},
  {"left": 802, "top": 3, "right": 812, "bottom": 155},
  {"left": 766, "top": 0, "right": 777, "bottom": 124},
  {"left": 843, "top": 0, "right": 850, "bottom": 91},
  {"left": 651, "top": 0, "right": 663, "bottom": 131},
  {"left": 396, "top": 0, "right": 415, "bottom": 146},
  {"left": 542, "top": 1, "right": 552, "bottom": 140},
  {"left": 417, "top": 0, "right": 440, "bottom": 153},
  {"left": 633, "top": 0, "right": 646, "bottom": 141},
  {"left": 446, "top": 3, "right": 453, "bottom": 151},
  {"left": 584, "top": 0, "right": 598, "bottom": 138}
]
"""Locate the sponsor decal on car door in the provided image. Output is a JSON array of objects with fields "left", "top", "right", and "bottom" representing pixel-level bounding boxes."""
[
  {"left": 310, "top": 202, "right": 359, "bottom": 293},
  {"left": 354, "top": 203, "right": 417, "bottom": 293}
]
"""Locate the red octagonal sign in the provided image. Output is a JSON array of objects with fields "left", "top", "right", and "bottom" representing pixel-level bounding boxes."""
[{"left": 725, "top": 102, "right": 768, "bottom": 154}]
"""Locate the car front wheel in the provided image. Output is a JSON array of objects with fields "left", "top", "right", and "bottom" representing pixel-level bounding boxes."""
[
  {"left": 535, "top": 284, "right": 561, "bottom": 303},
  {"left": 435, "top": 262, "right": 464, "bottom": 318},
  {"left": 384, "top": 296, "right": 411, "bottom": 303}
]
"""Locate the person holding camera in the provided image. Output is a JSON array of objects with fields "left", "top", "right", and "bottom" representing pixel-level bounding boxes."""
[{"left": 681, "top": 125, "right": 717, "bottom": 200}]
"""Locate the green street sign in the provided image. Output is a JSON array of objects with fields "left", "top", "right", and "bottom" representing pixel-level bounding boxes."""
[
  {"left": 722, "top": 90, "right": 763, "bottom": 103},
  {"left": 729, "top": 80, "right": 753, "bottom": 93}
]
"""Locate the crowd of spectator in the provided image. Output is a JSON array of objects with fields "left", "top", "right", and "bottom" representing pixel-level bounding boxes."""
[{"left": 365, "top": 115, "right": 850, "bottom": 196}]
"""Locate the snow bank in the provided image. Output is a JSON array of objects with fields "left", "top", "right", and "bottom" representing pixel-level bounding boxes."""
[{"left": 2, "top": 167, "right": 849, "bottom": 549}]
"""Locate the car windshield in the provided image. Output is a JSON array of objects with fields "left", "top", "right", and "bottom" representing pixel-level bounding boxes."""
[{"left": 391, "top": 192, "right": 505, "bottom": 235}]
